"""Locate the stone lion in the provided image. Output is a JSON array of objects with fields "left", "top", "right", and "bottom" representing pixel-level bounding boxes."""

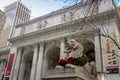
[
  {"left": 64, "top": 38, "right": 83, "bottom": 57},
  {"left": 56, "top": 38, "right": 97, "bottom": 80}
]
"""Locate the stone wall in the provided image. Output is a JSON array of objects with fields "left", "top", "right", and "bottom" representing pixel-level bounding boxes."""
[
  {"left": 14, "top": 0, "right": 113, "bottom": 37},
  {"left": 0, "top": 27, "right": 10, "bottom": 47}
]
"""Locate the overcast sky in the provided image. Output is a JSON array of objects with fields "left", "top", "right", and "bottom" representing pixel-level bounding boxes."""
[{"left": 0, "top": 0, "right": 120, "bottom": 19}]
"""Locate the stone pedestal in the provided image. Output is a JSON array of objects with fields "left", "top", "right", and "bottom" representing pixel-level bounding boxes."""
[
  {"left": 42, "top": 67, "right": 97, "bottom": 80},
  {"left": 12, "top": 48, "right": 22, "bottom": 80}
]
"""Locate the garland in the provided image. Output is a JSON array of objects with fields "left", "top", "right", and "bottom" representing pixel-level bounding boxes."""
[
  {"left": 73, "top": 54, "right": 88, "bottom": 66},
  {"left": 58, "top": 54, "right": 89, "bottom": 67}
]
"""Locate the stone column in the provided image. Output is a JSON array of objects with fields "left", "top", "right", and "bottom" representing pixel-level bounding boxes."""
[
  {"left": 30, "top": 45, "right": 38, "bottom": 80},
  {"left": 60, "top": 38, "right": 67, "bottom": 59},
  {"left": 18, "top": 47, "right": 31, "bottom": 80},
  {"left": 95, "top": 35, "right": 106, "bottom": 80},
  {"left": 18, "top": 57, "right": 25, "bottom": 80},
  {"left": 35, "top": 43, "right": 44, "bottom": 80},
  {"left": 12, "top": 48, "right": 22, "bottom": 80},
  {"left": 95, "top": 35, "right": 103, "bottom": 72},
  {"left": 97, "top": 72, "right": 106, "bottom": 80},
  {"left": 42, "top": 51, "right": 47, "bottom": 77}
]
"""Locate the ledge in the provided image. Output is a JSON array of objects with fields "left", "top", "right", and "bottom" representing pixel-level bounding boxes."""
[
  {"left": 42, "top": 67, "right": 96, "bottom": 80},
  {"left": 8, "top": 9, "right": 116, "bottom": 47},
  {"left": 0, "top": 46, "right": 10, "bottom": 53}
]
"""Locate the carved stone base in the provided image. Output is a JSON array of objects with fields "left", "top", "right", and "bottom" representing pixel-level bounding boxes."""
[
  {"left": 42, "top": 68, "right": 97, "bottom": 80},
  {"left": 43, "top": 77, "right": 82, "bottom": 80}
]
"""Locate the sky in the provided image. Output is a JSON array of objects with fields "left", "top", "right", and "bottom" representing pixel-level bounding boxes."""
[
  {"left": 0, "top": 0, "right": 120, "bottom": 19},
  {"left": 116, "top": 0, "right": 120, "bottom": 5}
]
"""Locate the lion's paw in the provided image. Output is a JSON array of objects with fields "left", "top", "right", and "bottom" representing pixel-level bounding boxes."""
[
  {"left": 55, "top": 65, "right": 64, "bottom": 69},
  {"left": 65, "top": 64, "right": 76, "bottom": 68}
]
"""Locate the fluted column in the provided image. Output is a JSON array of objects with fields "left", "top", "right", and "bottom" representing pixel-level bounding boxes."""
[
  {"left": 30, "top": 45, "right": 38, "bottom": 80},
  {"left": 95, "top": 35, "right": 106, "bottom": 80},
  {"left": 18, "top": 47, "right": 31, "bottom": 80},
  {"left": 12, "top": 48, "right": 22, "bottom": 80},
  {"left": 35, "top": 43, "right": 44, "bottom": 80},
  {"left": 18, "top": 57, "right": 25, "bottom": 80},
  {"left": 95, "top": 35, "right": 103, "bottom": 72},
  {"left": 60, "top": 38, "right": 67, "bottom": 59}
]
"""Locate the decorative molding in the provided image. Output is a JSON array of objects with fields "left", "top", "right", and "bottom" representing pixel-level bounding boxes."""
[
  {"left": 0, "top": 46, "right": 10, "bottom": 53},
  {"left": 37, "top": 21, "right": 42, "bottom": 29},
  {"left": 61, "top": 14, "right": 66, "bottom": 23},
  {"left": 9, "top": 9, "right": 116, "bottom": 47},
  {"left": 67, "top": 12, "right": 74, "bottom": 21},
  {"left": 20, "top": 26, "right": 25, "bottom": 35},
  {"left": 37, "top": 20, "right": 47, "bottom": 30},
  {"left": 61, "top": 12, "right": 74, "bottom": 23},
  {"left": 15, "top": 2, "right": 89, "bottom": 28}
]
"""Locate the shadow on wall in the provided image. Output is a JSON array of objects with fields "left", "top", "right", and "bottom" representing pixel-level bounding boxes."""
[{"left": 46, "top": 46, "right": 60, "bottom": 69}]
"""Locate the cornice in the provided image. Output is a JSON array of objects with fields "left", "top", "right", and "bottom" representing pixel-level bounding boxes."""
[
  {"left": 0, "top": 46, "right": 10, "bottom": 53},
  {"left": 9, "top": 9, "right": 116, "bottom": 47},
  {"left": 15, "top": 2, "right": 89, "bottom": 28}
]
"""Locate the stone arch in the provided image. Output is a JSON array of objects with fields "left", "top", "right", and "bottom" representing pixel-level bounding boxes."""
[
  {"left": 46, "top": 46, "right": 60, "bottom": 69},
  {"left": 68, "top": 36, "right": 95, "bottom": 54},
  {"left": 82, "top": 39, "right": 95, "bottom": 54},
  {"left": 22, "top": 48, "right": 33, "bottom": 80},
  {"left": 82, "top": 39, "right": 95, "bottom": 62}
]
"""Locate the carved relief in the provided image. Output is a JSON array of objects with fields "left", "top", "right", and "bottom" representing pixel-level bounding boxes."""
[
  {"left": 37, "top": 21, "right": 42, "bottom": 29},
  {"left": 61, "top": 12, "right": 74, "bottom": 23},
  {"left": 61, "top": 14, "right": 66, "bottom": 23},
  {"left": 67, "top": 12, "right": 74, "bottom": 21},
  {"left": 37, "top": 20, "right": 47, "bottom": 29},
  {"left": 42, "top": 20, "right": 47, "bottom": 27},
  {"left": 20, "top": 26, "right": 25, "bottom": 35}
]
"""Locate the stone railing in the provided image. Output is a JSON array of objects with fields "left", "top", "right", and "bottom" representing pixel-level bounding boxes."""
[
  {"left": 45, "top": 68, "right": 75, "bottom": 76},
  {"left": 42, "top": 68, "right": 78, "bottom": 80},
  {"left": 42, "top": 67, "right": 97, "bottom": 80}
]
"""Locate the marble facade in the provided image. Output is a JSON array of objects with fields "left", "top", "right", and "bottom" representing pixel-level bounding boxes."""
[{"left": 0, "top": 0, "right": 120, "bottom": 80}]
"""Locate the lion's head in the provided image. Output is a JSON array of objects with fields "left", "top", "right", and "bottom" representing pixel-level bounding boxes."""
[{"left": 64, "top": 38, "right": 84, "bottom": 58}]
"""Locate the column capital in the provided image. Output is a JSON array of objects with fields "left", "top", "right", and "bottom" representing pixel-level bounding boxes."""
[
  {"left": 61, "top": 36, "right": 67, "bottom": 39},
  {"left": 17, "top": 47, "right": 23, "bottom": 53},
  {"left": 32, "top": 44, "right": 38, "bottom": 48},
  {"left": 60, "top": 36, "right": 72, "bottom": 43},
  {"left": 17, "top": 46, "right": 23, "bottom": 50},
  {"left": 39, "top": 42, "right": 44, "bottom": 45},
  {"left": 60, "top": 38, "right": 68, "bottom": 59},
  {"left": 60, "top": 37, "right": 67, "bottom": 43}
]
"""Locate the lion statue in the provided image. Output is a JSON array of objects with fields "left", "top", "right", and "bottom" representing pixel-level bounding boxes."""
[{"left": 56, "top": 38, "right": 97, "bottom": 80}]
